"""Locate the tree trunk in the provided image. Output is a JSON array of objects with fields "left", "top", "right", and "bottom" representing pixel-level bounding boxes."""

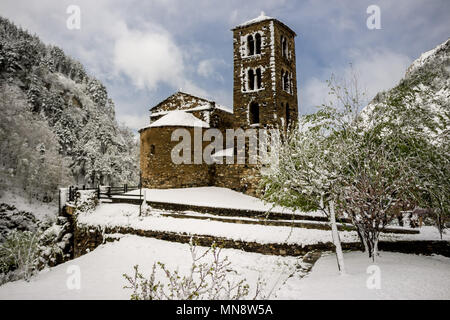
[{"left": 330, "top": 200, "right": 346, "bottom": 275}]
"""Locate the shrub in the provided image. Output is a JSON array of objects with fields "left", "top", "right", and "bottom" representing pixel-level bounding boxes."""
[
  {"left": 0, "top": 230, "right": 41, "bottom": 281},
  {"left": 123, "top": 240, "right": 266, "bottom": 300}
]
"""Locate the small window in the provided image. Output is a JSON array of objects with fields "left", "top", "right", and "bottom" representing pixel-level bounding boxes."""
[
  {"left": 281, "top": 36, "right": 287, "bottom": 58},
  {"left": 249, "top": 102, "right": 260, "bottom": 124},
  {"left": 150, "top": 144, "right": 155, "bottom": 155},
  {"left": 248, "top": 69, "right": 255, "bottom": 91},
  {"left": 256, "top": 68, "right": 262, "bottom": 89},
  {"left": 283, "top": 72, "right": 289, "bottom": 92},
  {"left": 255, "top": 33, "right": 262, "bottom": 54},
  {"left": 247, "top": 35, "right": 254, "bottom": 56},
  {"left": 286, "top": 103, "right": 290, "bottom": 127}
]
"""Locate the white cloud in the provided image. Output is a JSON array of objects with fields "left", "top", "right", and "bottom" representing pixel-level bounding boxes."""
[
  {"left": 117, "top": 113, "right": 149, "bottom": 132},
  {"left": 113, "top": 26, "right": 185, "bottom": 91},
  {"left": 197, "top": 58, "right": 226, "bottom": 82},
  {"left": 300, "top": 48, "right": 412, "bottom": 114}
]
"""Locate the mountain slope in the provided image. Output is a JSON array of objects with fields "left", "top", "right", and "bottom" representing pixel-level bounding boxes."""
[
  {"left": 363, "top": 38, "right": 450, "bottom": 144},
  {"left": 0, "top": 16, "right": 139, "bottom": 201}
]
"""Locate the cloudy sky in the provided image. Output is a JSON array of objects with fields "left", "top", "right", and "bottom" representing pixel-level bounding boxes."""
[{"left": 1, "top": 0, "right": 448, "bottom": 131}]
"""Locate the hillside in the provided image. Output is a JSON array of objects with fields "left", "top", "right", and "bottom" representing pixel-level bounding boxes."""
[
  {"left": 363, "top": 38, "right": 450, "bottom": 145},
  {"left": 0, "top": 17, "right": 139, "bottom": 202}
]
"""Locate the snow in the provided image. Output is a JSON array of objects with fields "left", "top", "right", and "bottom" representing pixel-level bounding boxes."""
[
  {"left": 0, "top": 235, "right": 303, "bottom": 299},
  {"left": 77, "top": 201, "right": 444, "bottom": 246},
  {"left": 215, "top": 104, "right": 233, "bottom": 114},
  {"left": 128, "top": 186, "right": 324, "bottom": 217},
  {"left": 142, "top": 110, "right": 210, "bottom": 129},
  {"left": 0, "top": 191, "right": 58, "bottom": 221},
  {"left": 1, "top": 236, "right": 448, "bottom": 300},
  {"left": 406, "top": 38, "right": 449, "bottom": 75},
  {"left": 278, "top": 251, "right": 450, "bottom": 299},
  {"left": 77, "top": 203, "right": 359, "bottom": 245},
  {"left": 235, "top": 12, "right": 273, "bottom": 28}
]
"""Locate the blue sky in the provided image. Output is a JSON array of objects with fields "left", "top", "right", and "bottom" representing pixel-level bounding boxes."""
[{"left": 1, "top": 0, "right": 449, "bottom": 131}]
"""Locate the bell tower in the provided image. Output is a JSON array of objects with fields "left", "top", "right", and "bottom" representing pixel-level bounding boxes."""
[{"left": 231, "top": 13, "right": 298, "bottom": 129}]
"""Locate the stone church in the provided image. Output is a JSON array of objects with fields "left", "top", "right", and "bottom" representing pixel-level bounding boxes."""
[{"left": 139, "top": 13, "right": 298, "bottom": 196}]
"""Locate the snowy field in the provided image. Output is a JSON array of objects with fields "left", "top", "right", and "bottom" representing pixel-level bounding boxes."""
[
  {"left": 279, "top": 251, "right": 450, "bottom": 299},
  {"left": 1, "top": 235, "right": 449, "bottom": 300},
  {"left": 77, "top": 203, "right": 449, "bottom": 245},
  {"left": 129, "top": 187, "right": 324, "bottom": 217},
  {"left": 0, "top": 235, "right": 304, "bottom": 300}
]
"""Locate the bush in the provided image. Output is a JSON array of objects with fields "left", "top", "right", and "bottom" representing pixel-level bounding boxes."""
[
  {"left": 0, "top": 230, "right": 41, "bottom": 282},
  {"left": 123, "top": 240, "right": 266, "bottom": 300}
]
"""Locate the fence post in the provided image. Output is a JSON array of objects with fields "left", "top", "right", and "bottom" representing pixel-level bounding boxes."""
[
  {"left": 107, "top": 186, "right": 111, "bottom": 198},
  {"left": 97, "top": 185, "right": 100, "bottom": 199}
]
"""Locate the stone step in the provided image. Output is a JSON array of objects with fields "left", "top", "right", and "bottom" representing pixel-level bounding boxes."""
[
  {"left": 156, "top": 210, "right": 419, "bottom": 235},
  {"left": 108, "top": 197, "right": 350, "bottom": 223}
]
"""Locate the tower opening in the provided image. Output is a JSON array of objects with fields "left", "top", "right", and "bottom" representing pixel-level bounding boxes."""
[
  {"left": 247, "top": 34, "right": 255, "bottom": 56},
  {"left": 255, "top": 33, "right": 262, "bottom": 54},
  {"left": 256, "top": 68, "right": 262, "bottom": 89},
  {"left": 248, "top": 68, "right": 255, "bottom": 90},
  {"left": 249, "top": 102, "right": 260, "bottom": 124},
  {"left": 286, "top": 103, "right": 290, "bottom": 127}
]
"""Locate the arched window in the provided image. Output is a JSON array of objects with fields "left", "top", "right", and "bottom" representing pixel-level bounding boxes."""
[
  {"left": 281, "top": 36, "right": 287, "bottom": 58},
  {"left": 286, "top": 103, "right": 290, "bottom": 127},
  {"left": 255, "top": 33, "right": 262, "bottom": 54},
  {"left": 256, "top": 68, "right": 262, "bottom": 89},
  {"left": 281, "top": 69, "right": 285, "bottom": 90},
  {"left": 247, "top": 35, "right": 254, "bottom": 56},
  {"left": 248, "top": 69, "right": 255, "bottom": 90},
  {"left": 283, "top": 72, "right": 289, "bottom": 92},
  {"left": 249, "top": 102, "right": 260, "bottom": 124},
  {"left": 150, "top": 144, "right": 155, "bottom": 155}
]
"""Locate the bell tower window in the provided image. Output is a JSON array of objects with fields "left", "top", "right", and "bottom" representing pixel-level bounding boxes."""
[
  {"left": 247, "top": 35, "right": 255, "bottom": 56},
  {"left": 256, "top": 68, "right": 262, "bottom": 89},
  {"left": 281, "top": 36, "right": 288, "bottom": 58},
  {"left": 255, "top": 33, "right": 262, "bottom": 54},
  {"left": 286, "top": 103, "right": 290, "bottom": 127},
  {"left": 249, "top": 102, "right": 260, "bottom": 124},
  {"left": 248, "top": 69, "right": 255, "bottom": 90}
]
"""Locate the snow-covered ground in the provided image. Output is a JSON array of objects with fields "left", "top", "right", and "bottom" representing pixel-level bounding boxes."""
[
  {"left": 130, "top": 186, "right": 324, "bottom": 217},
  {"left": 1, "top": 235, "right": 448, "bottom": 300},
  {"left": 78, "top": 203, "right": 360, "bottom": 245},
  {"left": 279, "top": 251, "right": 450, "bottom": 299},
  {"left": 0, "top": 235, "right": 304, "bottom": 300},
  {"left": 0, "top": 191, "right": 58, "bottom": 221},
  {"left": 77, "top": 203, "right": 449, "bottom": 245}
]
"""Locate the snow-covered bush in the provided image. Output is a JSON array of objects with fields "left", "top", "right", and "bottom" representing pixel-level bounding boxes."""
[
  {"left": 73, "top": 190, "right": 98, "bottom": 214},
  {"left": 0, "top": 230, "right": 41, "bottom": 282},
  {"left": 123, "top": 241, "right": 265, "bottom": 300}
]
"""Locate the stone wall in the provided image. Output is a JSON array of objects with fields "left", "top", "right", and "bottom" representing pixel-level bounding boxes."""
[
  {"left": 140, "top": 126, "right": 214, "bottom": 189},
  {"left": 73, "top": 223, "right": 450, "bottom": 259}
]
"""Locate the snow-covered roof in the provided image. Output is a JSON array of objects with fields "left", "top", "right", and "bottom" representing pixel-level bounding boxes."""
[
  {"left": 232, "top": 12, "right": 297, "bottom": 36},
  {"left": 234, "top": 12, "right": 273, "bottom": 28},
  {"left": 140, "top": 111, "right": 210, "bottom": 130},
  {"left": 150, "top": 103, "right": 233, "bottom": 118}
]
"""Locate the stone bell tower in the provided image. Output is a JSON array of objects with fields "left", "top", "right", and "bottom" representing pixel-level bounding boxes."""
[{"left": 231, "top": 12, "right": 298, "bottom": 129}]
